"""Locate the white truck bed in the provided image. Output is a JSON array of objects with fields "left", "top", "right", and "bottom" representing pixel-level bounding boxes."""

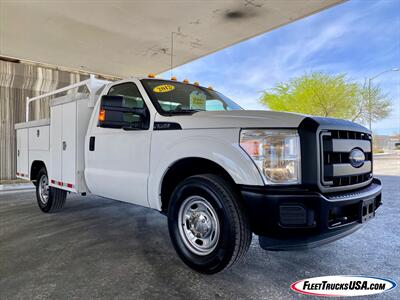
[{"left": 15, "top": 77, "right": 109, "bottom": 193}]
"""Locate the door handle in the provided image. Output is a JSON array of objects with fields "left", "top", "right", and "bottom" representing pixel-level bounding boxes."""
[
  {"left": 89, "top": 136, "right": 95, "bottom": 151},
  {"left": 62, "top": 141, "right": 67, "bottom": 151}
]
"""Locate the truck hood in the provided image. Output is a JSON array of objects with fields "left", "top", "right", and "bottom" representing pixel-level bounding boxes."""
[{"left": 155, "top": 110, "right": 307, "bottom": 129}]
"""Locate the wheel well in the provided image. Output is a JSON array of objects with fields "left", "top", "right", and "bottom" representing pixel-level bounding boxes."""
[
  {"left": 160, "top": 157, "right": 237, "bottom": 212},
  {"left": 30, "top": 161, "right": 46, "bottom": 182}
]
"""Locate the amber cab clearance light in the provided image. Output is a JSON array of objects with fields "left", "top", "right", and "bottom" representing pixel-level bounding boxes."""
[
  {"left": 182, "top": 79, "right": 189, "bottom": 84},
  {"left": 208, "top": 86, "right": 213, "bottom": 90},
  {"left": 171, "top": 76, "right": 177, "bottom": 81},
  {"left": 99, "top": 109, "right": 106, "bottom": 121},
  {"left": 148, "top": 73, "right": 156, "bottom": 78},
  {"left": 193, "top": 81, "right": 199, "bottom": 86}
]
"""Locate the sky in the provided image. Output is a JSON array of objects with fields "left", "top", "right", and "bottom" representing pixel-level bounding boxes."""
[{"left": 161, "top": 0, "right": 400, "bottom": 135}]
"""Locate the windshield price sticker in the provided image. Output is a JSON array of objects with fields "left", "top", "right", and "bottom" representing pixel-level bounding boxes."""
[
  {"left": 190, "top": 91, "right": 206, "bottom": 110},
  {"left": 153, "top": 84, "right": 175, "bottom": 93}
]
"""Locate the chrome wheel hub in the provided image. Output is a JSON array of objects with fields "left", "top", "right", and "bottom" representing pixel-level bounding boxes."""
[
  {"left": 38, "top": 174, "right": 49, "bottom": 205},
  {"left": 178, "top": 196, "right": 220, "bottom": 256}
]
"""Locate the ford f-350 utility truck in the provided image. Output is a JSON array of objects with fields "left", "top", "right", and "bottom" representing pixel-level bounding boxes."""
[{"left": 15, "top": 75, "right": 382, "bottom": 274}]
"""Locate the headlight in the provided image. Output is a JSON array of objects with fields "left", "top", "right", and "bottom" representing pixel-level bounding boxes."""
[{"left": 240, "top": 129, "right": 301, "bottom": 184}]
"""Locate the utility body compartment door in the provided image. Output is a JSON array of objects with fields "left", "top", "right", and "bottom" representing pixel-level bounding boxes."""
[
  {"left": 50, "top": 105, "right": 63, "bottom": 183},
  {"left": 29, "top": 126, "right": 49, "bottom": 151},
  {"left": 61, "top": 101, "right": 77, "bottom": 186},
  {"left": 50, "top": 100, "right": 79, "bottom": 191},
  {"left": 16, "top": 128, "right": 29, "bottom": 177}
]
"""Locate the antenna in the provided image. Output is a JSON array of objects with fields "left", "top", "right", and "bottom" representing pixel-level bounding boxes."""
[
  {"left": 170, "top": 27, "right": 183, "bottom": 78},
  {"left": 170, "top": 31, "right": 174, "bottom": 78}
]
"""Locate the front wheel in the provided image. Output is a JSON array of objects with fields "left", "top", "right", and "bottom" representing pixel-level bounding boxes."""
[
  {"left": 36, "top": 168, "right": 67, "bottom": 213},
  {"left": 168, "top": 174, "right": 252, "bottom": 274}
]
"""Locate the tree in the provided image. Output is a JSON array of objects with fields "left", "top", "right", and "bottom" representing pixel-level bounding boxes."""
[
  {"left": 352, "top": 79, "right": 391, "bottom": 130},
  {"left": 260, "top": 73, "right": 359, "bottom": 120}
]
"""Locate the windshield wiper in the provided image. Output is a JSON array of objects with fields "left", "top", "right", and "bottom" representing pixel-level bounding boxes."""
[{"left": 173, "top": 109, "right": 205, "bottom": 113}]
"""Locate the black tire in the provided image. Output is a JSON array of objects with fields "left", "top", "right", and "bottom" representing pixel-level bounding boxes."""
[
  {"left": 36, "top": 168, "right": 67, "bottom": 213},
  {"left": 168, "top": 174, "right": 252, "bottom": 274}
]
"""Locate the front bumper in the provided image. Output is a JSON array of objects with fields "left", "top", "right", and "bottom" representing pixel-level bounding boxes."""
[{"left": 240, "top": 178, "right": 382, "bottom": 251}]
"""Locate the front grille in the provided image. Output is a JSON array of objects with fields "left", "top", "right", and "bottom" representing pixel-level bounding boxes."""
[
  {"left": 329, "top": 130, "right": 371, "bottom": 140},
  {"left": 320, "top": 130, "right": 372, "bottom": 189}
]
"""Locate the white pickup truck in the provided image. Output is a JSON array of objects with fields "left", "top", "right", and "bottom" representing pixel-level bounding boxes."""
[{"left": 15, "top": 75, "right": 382, "bottom": 273}]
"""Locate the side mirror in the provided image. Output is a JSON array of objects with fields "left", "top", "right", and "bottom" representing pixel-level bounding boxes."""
[{"left": 98, "top": 95, "right": 149, "bottom": 130}]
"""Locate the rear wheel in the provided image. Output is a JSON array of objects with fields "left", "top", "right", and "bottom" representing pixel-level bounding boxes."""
[
  {"left": 36, "top": 168, "right": 67, "bottom": 213},
  {"left": 168, "top": 174, "right": 252, "bottom": 274}
]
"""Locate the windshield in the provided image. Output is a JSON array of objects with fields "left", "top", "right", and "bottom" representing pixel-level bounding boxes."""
[{"left": 141, "top": 79, "right": 242, "bottom": 114}]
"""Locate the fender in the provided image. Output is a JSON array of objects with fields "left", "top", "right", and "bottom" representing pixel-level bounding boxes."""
[
  {"left": 147, "top": 128, "right": 264, "bottom": 210},
  {"left": 29, "top": 153, "right": 50, "bottom": 180}
]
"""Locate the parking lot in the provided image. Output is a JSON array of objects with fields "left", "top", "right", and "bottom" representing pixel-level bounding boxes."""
[{"left": 0, "top": 154, "right": 399, "bottom": 299}]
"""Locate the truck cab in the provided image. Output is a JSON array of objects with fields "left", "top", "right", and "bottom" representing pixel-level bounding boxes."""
[{"left": 15, "top": 76, "right": 382, "bottom": 274}]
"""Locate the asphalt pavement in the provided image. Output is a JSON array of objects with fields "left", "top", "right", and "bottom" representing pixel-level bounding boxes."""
[{"left": 0, "top": 155, "right": 399, "bottom": 299}]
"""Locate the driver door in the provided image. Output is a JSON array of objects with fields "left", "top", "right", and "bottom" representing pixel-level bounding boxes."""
[{"left": 85, "top": 82, "right": 151, "bottom": 207}]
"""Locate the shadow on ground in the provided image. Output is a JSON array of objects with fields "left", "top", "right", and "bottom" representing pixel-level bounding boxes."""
[{"left": 0, "top": 175, "right": 398, "bottom": 299}]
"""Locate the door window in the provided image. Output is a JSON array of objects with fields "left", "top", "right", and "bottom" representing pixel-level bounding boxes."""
[
  {"left": 108, "top": 82, "right": 145, "bottom": 109},
  {"left": 104, "top": 82, "right": 149, "bottom": 128}
]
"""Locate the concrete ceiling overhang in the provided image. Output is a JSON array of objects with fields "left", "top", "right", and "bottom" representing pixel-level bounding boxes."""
[{"left": 0, "top": 0, "right": 344, "bottom": 78}]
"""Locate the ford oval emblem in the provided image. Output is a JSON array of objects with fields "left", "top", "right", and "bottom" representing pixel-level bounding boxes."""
[{"left": 349, "top": 148, "right": 365, "bottom": 168}]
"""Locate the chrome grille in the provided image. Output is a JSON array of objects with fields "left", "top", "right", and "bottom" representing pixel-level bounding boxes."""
[{"left": 320, "top": 130, "right": 373, "bottom": 189}]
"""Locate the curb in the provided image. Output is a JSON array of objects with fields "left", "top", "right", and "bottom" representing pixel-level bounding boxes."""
[{"left": 0, "top": 183, "right": 35, "bottom": 192}]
